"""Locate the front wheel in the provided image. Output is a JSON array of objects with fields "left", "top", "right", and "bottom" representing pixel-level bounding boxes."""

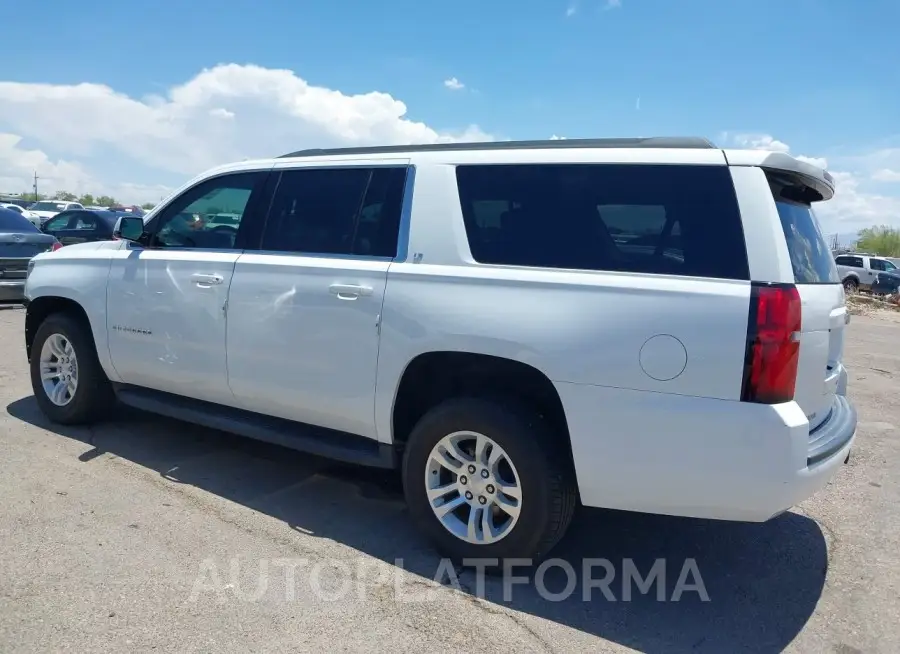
[
  {"left": 30, "top": 313, "right": 114, "bottom": 425},
  {"left": 402, "top": 397, "right": 577, "bottom": 566}
]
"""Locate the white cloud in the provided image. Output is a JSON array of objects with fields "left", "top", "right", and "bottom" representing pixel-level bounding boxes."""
[
  {"left": 0, "top": 64, "right": 490, "bottom": 203},
  {"left": 443, "top": 77, "right": 465, "bottom": 91},
  {"left": 817, "top": 171, "right": 900, "bottom": 235},
  {"left": 873, "top": 168, "right": 900, "bottom": 183},
  {"left": 731, "top": 133, "right": 791, "bottom": 154},
  {"left": 795, "top": 154, "right": 829, "bottom": 169},
  {"left": 549, "top": 134, "right": 566, "bottom": 140},
  {"left": 566, "top": 0, "right": 619, "bottom": 17},
  {"left": 726, "top": 132, "right": 900, "bottom": 235},
  {"left": 0, "top": 133, "right": 92, "bottom": 195}
]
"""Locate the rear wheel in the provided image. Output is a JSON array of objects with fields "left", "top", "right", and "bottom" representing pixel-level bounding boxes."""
[
  {"left": 30, "top": 313, "right": 114, "bottom": 425},
  {"left": 843, "top": 278, "right": 858, "bottom": 295},
  {"left": 402, "top": 397, "right": 577, "bottom": 566}
]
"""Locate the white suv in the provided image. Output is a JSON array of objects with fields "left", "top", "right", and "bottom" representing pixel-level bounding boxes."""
[{"left": 23, "top": 137, "right": 857, "bottom": 563}]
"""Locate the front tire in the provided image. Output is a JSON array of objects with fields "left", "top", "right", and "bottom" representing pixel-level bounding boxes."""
[
  {"left": 402, "top": 397, "right": 577, "bottom": 565},
  {"left": 30, "top": 313, "right": 114, "bottom": 425}
]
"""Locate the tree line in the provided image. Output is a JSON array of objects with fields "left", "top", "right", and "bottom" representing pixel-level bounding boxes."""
[
  {"left": 18, "top": 190, "right": 154, "bottom": 210},
  {"left": 855, "top": 226, "right": 900, "bottom": 257}
]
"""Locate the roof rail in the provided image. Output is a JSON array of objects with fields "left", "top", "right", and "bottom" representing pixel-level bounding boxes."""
[{"left": 278, "top": 136, "right": 717, "bottom": 159}]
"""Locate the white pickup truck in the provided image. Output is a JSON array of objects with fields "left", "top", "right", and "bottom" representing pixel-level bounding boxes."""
[{"left": 23, "top": 137, "right": 857, "bottom": 563}]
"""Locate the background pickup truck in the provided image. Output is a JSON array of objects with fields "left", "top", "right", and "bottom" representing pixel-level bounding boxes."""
[{"left": 834, "top": 253, "right": 900, "bottom": 294}]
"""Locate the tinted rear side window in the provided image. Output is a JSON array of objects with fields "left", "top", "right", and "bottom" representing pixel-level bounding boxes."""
[
  {"left": 261, "top": 167, "right": 406, "bottom": 257},
  {"left": 768, "top": 178, "right": 840, "bottom": 284},
  {"left": 455, "top": 164, "right": 749, "bottom": 280}
]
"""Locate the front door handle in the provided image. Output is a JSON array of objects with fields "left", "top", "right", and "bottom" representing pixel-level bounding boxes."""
[
  {"left": 329, "top": 283, "right": 373, "bottom": 300},
  {"left": 191, "top": 273, "right": 224, "bottom": 286}
]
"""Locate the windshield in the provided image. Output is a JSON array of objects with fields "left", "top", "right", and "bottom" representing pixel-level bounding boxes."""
[
  {"left": 0, "top": 208, "right": 40, "bottom": 232},
  {"left": 29, "top": 201, "right": 68, "bottom": 212}
]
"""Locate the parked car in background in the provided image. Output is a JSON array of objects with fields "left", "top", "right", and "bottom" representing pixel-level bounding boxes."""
[
  {"left": 834, "top": 253, "right": 899, "bottom": 293},
  {"left": 27, "top": 201, "right": 85, "bottom": 226},
  {"left": 0, "top": 203, "right": 40, "bottom": 223},
  {"left": 40, "top": 209, "right": 122, "bottom": 246},
  {"left": 0, "top": 197, "right": 34, "bottom": 210},
  {"left": 108, "top": 204, "right": 145, "bottom": 217},
  {"left": 0, "top": 207, "right": 61, "bottom": 305},
  {"left": 871, "top": 271, "right": 900, "bottom": 296}
]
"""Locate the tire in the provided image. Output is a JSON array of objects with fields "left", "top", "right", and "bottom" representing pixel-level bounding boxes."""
[
  {"left": 30, "top": 312, "right": 114, "bottom": 425},
  {"left": 843, "top": 278, "right": 858, "bottom": 295},
  {"left": 402, "top": 396, "right": 577, "bottom": 566}
]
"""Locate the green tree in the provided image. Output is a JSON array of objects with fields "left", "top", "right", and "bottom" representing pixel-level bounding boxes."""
[
  {"left": 53, "top": 190, "right": 77, "bottom": 201},
  {"left": 856, "top": 225, "right": 900, "bottom": 257},
  {"left": 78, "top": 193, "right": 95, "bottom": 206},
  {"left": 95, "top": 195, "right": 117, "bottom": 207},
  {"left": 140, "top": 202, "right": 155, "bottom": 210}
]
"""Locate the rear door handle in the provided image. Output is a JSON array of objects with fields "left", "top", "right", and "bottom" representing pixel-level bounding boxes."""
[
  {"left": 329, "top": 283, "right": 373, "bottom": 300},
  {"left": 191, "top": 273, "right": 224, "bottom": 286}
]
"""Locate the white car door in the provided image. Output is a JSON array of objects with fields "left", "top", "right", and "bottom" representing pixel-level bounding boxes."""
[
  {"left": 106, "top": 169, "right": 272, "bottom": 405},
  {"left": 226, "top": 161, "right": 410, "bottom": 440}
]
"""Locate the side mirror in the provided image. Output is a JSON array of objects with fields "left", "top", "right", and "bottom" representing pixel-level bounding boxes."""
[{"left": 113, "top": 215, "right": 144, "bottom": 242}]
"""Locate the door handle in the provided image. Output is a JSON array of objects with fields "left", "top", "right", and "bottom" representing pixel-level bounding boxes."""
[
  {"left": 191, "top": 273, "right": 224, "bottom": 286},
  {"left": 329, "top": 283, "right": 373, "bottom": 300}
]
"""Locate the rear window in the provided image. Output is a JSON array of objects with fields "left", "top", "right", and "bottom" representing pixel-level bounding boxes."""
[
  {"left": 455, "top": 164, "right": 749, "bottom": 280},
  {"left": 0, "top": 207, "right": 39, "bottom": 232},
  {"left": 769, "top": 177, "right": 840, "bottom": 284}
]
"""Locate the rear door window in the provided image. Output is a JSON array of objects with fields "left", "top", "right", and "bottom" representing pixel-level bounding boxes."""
[
  {"left": 260, "top": 166, "right": 406, "bottom": 257},
  {"left": 455, "top": 164, "right": 749, "bottom": 280}
]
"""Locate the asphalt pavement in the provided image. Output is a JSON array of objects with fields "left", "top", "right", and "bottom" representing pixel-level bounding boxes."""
[{"left": 0, "top": 305, "right": 897, "bottom": 653}]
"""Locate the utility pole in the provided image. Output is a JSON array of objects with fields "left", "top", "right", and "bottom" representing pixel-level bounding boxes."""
[{"left": 32, "top": 171, "right": 39, "bottom": 202}]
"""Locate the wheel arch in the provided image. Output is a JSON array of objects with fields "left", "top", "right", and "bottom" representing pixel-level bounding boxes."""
[
  {"left": 390, "top": 351, "right": 574, "bottom": 466},
  {"left": 26, "top": 296, "right": 95, "bottom": 362}
]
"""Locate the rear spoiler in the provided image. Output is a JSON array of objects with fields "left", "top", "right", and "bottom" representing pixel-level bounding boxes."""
[{"left": 723, "top": 149, "right": 835, "bottom": 202}]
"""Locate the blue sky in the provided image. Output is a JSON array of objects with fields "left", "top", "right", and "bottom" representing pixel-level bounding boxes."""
[{"left": 1, "top": 0, "right": 898, "bottom": 236}]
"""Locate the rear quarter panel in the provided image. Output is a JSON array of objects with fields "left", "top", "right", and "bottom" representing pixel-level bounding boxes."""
[{"left": 375, "top": 159, "right": 753, "bottom": 442}]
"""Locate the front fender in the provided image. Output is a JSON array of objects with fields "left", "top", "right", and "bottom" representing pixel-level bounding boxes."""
[{"left": 25, "top": 252, "right": 120, "bottom": 382}]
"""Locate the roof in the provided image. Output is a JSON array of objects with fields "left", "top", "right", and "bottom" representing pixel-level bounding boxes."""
[{"left": 278, "top": 136, "right": 717, "bottom": 159}]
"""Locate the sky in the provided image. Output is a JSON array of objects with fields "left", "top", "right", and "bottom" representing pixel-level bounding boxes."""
[{"left": 1, "top": 0, "right": 898, "bottom": 239}]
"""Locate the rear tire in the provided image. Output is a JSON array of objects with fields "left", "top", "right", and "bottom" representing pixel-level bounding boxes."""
[
  {"left": 402, "top": 396, "right": 577, "bottom": 566},
  {"left": 30, "top": 313, "right": 114, "bottom": 425},
  {"left": 843, "top": 278, "right": 858, "bottom": 295}
]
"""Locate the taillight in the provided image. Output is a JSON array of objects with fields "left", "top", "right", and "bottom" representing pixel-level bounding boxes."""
[
  {"left": 741, "top": 283, "right": 802, "bottom": 404},
  {"left": 51, "top": 242, "right": 63, "bottom": 251}
]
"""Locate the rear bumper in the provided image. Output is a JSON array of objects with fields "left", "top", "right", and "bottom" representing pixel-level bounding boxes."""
[
  {"left": 556, "top": 382, "right": 856, "bottom": 522},
  {"left": 0, "top": 280, "right": 26, "bottom": 304},
  {"left": 807, "top": 394, "right": 856, "bottom": 466}
]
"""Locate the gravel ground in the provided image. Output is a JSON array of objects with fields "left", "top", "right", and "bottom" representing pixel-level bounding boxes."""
[{"left": 0, "top": 305, "right": 897, "bottom": 653}]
